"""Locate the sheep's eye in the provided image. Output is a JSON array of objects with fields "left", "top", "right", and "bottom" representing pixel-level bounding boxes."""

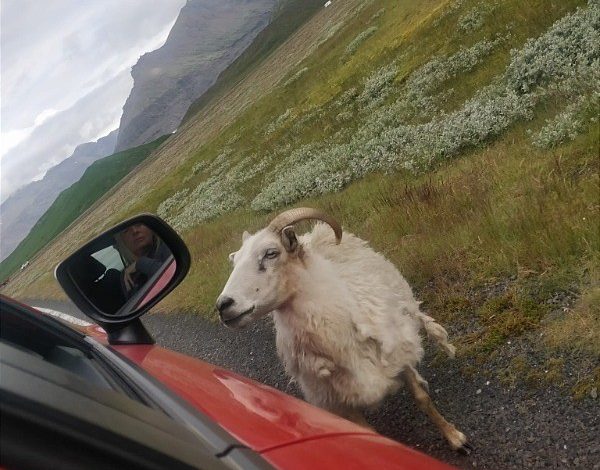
[{"left": 264, "top": 249, "right": 280, "bottom": 259}]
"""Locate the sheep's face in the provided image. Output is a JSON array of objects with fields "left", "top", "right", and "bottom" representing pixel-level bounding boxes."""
[{"left": 216, "top": 228, "right": 299, "bottom": 329}]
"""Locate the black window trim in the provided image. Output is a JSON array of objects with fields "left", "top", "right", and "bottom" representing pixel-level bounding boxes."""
[
  {"left": 0, "top": 352, "right": 224, "bottom": 470},
  {"left": 85, "top": 337, "right": 244, "bottom": 454}
]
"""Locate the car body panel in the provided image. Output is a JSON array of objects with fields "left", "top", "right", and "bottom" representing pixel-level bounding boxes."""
[
  {"left": 262, "top": 434, "right": 456, "bottom": 469},
  {"left": 113, "top": 343, "right": 374, "bottom": 452}
]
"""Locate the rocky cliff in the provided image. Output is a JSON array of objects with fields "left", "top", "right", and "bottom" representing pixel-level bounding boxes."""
[{"left": 114, "top": 0, "right": 278, "bottom": 152}]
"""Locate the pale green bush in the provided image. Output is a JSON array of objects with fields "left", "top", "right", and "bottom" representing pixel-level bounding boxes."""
[
  {"left": 357, "top": 62, "right": 398, "bottom": 108},
  {"left": 157, "top": 188, "right": 190, "bottom": 220},
  {"left": 370, "top": 8, "right": 385, "bottom": 22},
  {"left": 505, "top": 2, "right": 600, "bottom": 94},
  {"left": 432, "top": 0, "right": 465, "bottom": 28},
  {"left": 407, "top": 38, "right": 502, "bottom": 96},
  {"left": 265, "top": 108, "right": 293, "bottom": 135},
  {"left": 532, "top": 93, "right": 598, "bottom": 148},
  {"left": 457, "top": 3, "right": 497, "bottom": 33},
  {"left": 283, "top": 67, "right": 309, "bottom": 87},
  {"left": 251, "top": 2, "right": 599, "bottom": 210},
  {"left": 344, "top": 26, "right": 378, "bottom": 58}
]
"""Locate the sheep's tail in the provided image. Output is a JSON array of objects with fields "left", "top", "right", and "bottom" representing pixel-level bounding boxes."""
[{"left": 415, "top": 311, "right": 456, "bottom": 359}]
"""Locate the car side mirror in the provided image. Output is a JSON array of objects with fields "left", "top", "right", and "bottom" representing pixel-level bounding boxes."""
[{"left": 55, "top": 214, "right": 190, "bottom": 345}]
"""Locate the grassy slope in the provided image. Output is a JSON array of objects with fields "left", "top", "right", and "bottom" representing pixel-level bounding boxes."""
[
  {"left": 181, "top": 0, "right": 325, "bottom": 124},
  {"left": 0, "top": 135, "right": 169, "bottom": 280},
  {"left": 157, "top": 0, "right": 598, "bottom": 394},
  {"left": 7, "top": 0, "right": 598, "bottom": 393}
]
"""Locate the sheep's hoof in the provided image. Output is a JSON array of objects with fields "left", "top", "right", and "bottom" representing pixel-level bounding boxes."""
[
  {"left": 457, "top": 441, "right": 474, "bottom": 455},
  {"left": 448, "top": 430, "right": 473, "bottom": 454}
]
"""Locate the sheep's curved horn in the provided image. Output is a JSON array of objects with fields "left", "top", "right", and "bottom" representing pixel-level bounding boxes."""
[{"left": 268, "top": 207, "right": 342, "bottom": 244}]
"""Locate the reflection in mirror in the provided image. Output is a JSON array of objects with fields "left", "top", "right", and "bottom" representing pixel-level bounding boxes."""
[{"left": 68, "top": 223, "right": 174, "bottom": 316}]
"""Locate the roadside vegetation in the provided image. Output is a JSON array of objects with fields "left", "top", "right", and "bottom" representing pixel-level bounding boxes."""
[{"left": 6, "top": 0, "right": 598, "bottom": 396}]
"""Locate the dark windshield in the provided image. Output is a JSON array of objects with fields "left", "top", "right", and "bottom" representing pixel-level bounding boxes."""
[
  {"left": 0, "top": 298, "right": 121, "bottom": 392},
  {"left": 0, "top": 297, "right": 268, "bottom": 469}
]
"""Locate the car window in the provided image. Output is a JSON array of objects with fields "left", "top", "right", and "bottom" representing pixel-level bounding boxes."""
[{"left": 92, "top": 245, "right": 125, "bottom": 271}]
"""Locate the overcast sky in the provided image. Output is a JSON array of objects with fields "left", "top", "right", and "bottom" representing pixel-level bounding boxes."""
[{"left": 0, "top": 0, "right": 186, "bottom": 203}]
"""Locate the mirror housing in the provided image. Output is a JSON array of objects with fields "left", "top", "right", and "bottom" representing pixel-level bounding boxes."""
[{"left": 55, "top": 214, "right": 191, "bottom": 344}]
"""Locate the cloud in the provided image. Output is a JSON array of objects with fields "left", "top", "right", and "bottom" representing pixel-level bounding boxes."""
[
  {"left": 0, "top": 128, "right": 35, "bottom": 159},
  {"left": 34, "top": 109, "right": 60, "bottom": 127},
  {"left": 0, "top": 0, "right": 185, "bottom": 200},
  {"left": 1, "top": 0, "right": 185, "bottom": 129},
  {"left": 1, "top": 70, "right": 132, "bottom": 201}
]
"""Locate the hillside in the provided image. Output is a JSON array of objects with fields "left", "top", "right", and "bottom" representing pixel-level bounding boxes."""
[
  {"left": 0, "top": 135, "right": 169, "bottom": 281},
  {"left": 181, "top": 0, "right": 325, "bottom": 124},
  {"left": 0, "top": 130, "right": 117, "bottom": 261},
  {"left": 4, "top": 0, "right": 598, "bottom": 408},
  {"left": 114, "top": 0, "right": 279, "bottom": 151}
]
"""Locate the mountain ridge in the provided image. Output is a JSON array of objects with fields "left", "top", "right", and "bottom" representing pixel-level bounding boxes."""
[
  {"left": 0, "top": 129, "right": 118, "bottom": 261},
  {"left": 114, "top": 0, "right": 279, "bottom": 152},
  {"left": 0, "top": 135, "right": 168, "bottom": 279}
]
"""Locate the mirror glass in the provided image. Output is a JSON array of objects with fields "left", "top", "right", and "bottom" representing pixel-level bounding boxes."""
[{"left": 67, "top": 223, "right": 174, "bottom": 316}]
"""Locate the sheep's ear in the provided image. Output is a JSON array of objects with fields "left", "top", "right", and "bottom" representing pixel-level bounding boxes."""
[
  {"left": 242, "top": 231, "right": 250, "bottom": 242},
  {"left": 228, "top": 252, "right": 237, "bottom": 263},
  {"left": 281, "top": 226, "right": 298, "bottom": 253}
]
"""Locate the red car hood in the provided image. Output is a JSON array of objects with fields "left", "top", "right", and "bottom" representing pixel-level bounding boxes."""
[
  {"left": 37, "top": 307, "right": 454, "bottom": 469},
  {"left": 113, "top": 342, "right": 375, "bottom": 452},
  {"left": 32, "top": 307, "right": 374, "bottom": 452}
]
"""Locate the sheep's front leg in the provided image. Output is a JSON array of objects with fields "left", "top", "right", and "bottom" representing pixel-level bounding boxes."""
[
  {"left": 311, "top": 356, "right": 336, "bottom": 378},
  {"left": 403, "top": 366, "right": 473, "bottom": 454},
  {"left": 299, "top": 356, "right": 372, "bottom": 431},
  {"left": 326, "top": 404, "right": 374, "bottom": 431}
]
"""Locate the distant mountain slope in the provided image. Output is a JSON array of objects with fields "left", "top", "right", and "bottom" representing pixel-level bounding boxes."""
[
  {"left": 182, "top": 0, "right": 324, "bottom": 124},
  {"left": 114, "top": 0, "right": 279, "bottom": 152},
  {"left": 0, "top": 130, "right": 118, "bottom": 261},
  {"left": 0, "top": 135, "right": 169, "bottom": 281}
]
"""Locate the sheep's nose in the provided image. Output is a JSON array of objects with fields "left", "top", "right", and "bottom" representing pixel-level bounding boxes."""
[{"left": 216, "top": 296, "right": 235, "bottom": 313}]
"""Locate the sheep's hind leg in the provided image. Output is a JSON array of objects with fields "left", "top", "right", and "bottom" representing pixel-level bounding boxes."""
[{"left": 402, "top": 366, "right": 473, "bottom": 454}]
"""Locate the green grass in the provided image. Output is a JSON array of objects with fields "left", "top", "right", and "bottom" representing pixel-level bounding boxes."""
[
  {"left": 152, "top": 0, "right": 599, "bottom": 364},
  {"left": 0, "top": 135, "right": 169, "bottom": 281}
]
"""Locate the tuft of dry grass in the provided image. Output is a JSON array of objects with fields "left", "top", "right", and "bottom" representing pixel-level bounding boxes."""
[{"left": 542, "top": 285, "right": 600, "bottom": 357}]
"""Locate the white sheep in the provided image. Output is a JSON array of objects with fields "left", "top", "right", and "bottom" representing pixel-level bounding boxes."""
[{"left": 216, "top": 207, "right": 471, "bottom": 452}]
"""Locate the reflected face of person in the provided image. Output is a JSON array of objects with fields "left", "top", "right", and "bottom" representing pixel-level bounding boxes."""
[{"left": 121, "top": 224, "right": 154, "bottom": 257}]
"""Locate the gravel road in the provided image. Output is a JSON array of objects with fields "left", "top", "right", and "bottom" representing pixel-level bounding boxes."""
[{"left": 32, "top": 299, "right": 599, "bottom": 469}]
